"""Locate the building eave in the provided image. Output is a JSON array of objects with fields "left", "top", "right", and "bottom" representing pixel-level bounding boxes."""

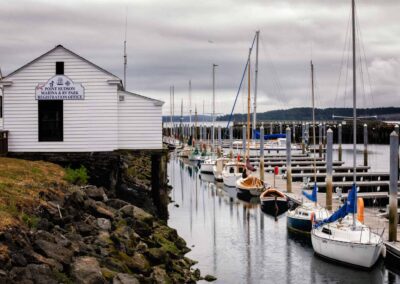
[{"left": 119, "top": 90, "right": 165, "bottom": 106}]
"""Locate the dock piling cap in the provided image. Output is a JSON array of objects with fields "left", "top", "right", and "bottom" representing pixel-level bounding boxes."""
[
  {"left": 327, "top": 128, "right": 333, "bottom": 133},
  {"left": 390, "top": 130, "right": 399, "bottom": 137}
]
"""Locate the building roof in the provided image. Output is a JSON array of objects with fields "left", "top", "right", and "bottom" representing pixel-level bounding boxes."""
[
  {"left": 3, "top": 45, "right": 122, "bottom": 85},
  {"left": 119, "top": 90, "right": 164, "bottom": 106}
]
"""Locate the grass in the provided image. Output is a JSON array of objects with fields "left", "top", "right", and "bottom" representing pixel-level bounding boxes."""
[{"left": 0, "top": 157, "right": 66, "bottom": 230}]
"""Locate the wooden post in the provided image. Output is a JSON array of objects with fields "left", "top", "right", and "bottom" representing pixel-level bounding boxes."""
[
  {"left": 229, "top": 125, "right": 233, "bottom": 150},
  {"left": 363, "top": 124, "right": 368, "bottom": 166},
  {"left": 389, "top": 131, "right": 399, "bottom": 242},
  {"left": 323, "top": 122, "right": 327, "bottom": 146},
  {"left": 279, "top": 122, "right": 282, "bottom": 134},
  {"left": 260, "top": 124, "right": 265, "bottom": 181},
  {"left": 326, "top": 129, "right": 333, "bottom": 210},
  {"left": 270, "top": 122, "right": 273, "bottom": 135},
  {"left": 319, "top": 123, "right": 323, "bottom": 158},
  {"left": 338, "top": 123, "right": 342, "bottom": 162},
  {"left": 301, "top": 123, "right": 305, "bottom": 154},
  {"left": 242, "top": 125, "right": 246, "bottom": 161},
  {"left": 286, "top": 127, "right": 292, "bottom": 193},
  {"left": 218, "top": 125, "right": 222, "bottom": 148},
  {"left": 292, "top": 123, "right": 296, "bottom": 143}
]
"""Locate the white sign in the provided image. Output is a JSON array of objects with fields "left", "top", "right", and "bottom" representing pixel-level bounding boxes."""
[{"left": 35, "top": 75, "right": 85, "bottom": 100}]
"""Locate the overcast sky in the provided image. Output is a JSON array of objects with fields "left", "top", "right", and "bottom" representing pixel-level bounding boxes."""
[{"left": 1, "top": 0, "right": 399, "bottom": 115}]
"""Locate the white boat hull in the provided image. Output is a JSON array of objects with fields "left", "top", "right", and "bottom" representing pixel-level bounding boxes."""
[
  {"left": 223, "top": 174, "right": 241, "bottom": 187},
  {"left": 200, "top": 162, "right": 214, "bottom": 173},
  {"left": 311, "top": 230, "right": 383, "bottom": 268}
]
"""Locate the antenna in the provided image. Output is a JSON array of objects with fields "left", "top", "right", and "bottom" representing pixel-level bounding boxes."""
[{"left": 123, "top": 7, "right": 128, "bottom": 90}]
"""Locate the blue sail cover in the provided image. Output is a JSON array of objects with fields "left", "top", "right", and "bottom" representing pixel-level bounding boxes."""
[
  {"left": 302, "top": 183, "right": 318, "bottom": 202},
  {"left": 314, "top": 183, "right": 357, "bottom": 228},
  {"left": 253, "top": 131, "right": 286, "bottom": 140}
]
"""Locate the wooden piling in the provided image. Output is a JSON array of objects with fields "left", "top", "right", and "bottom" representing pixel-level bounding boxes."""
[
  {"left": 326, "top": 128, "right": 333, "bottom": 210},
  {"left": 270, "top": 122, "right": 273, "bottom": 135},
  {"left": 218, "top": 125, "right": 222, "bottom": 148},
  {"left": 338, "top": 124, "right": 342, "bottom": 162},
  {"left": 319, "top": 124, "right": 323, "bottom": 158},
  {"left": 229, "top": 125, "right": 233, "bottom": 149},
  {"left": 279, "top": 122, "right": 282, "bottom": 134},
  {"left": 260, "top": 124, "right": 265, "bottom": 181},
  {"left": 301, "top": 123, "right": 305, "bottom": 154},
  {"left": 286, "top": 127, "right": 292, "bottom": 193},
  {"left": 363, "top": 124, "right": 368, "bottom": 166},
  {"left": 242, "top": 125, "right": 246, "bottom": 160},
  {"left": 389, "top": 131, "right": 399, "bottom": 242}
]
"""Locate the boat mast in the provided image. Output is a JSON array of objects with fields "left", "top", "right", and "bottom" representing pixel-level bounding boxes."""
[
  {"left": 212, "top": 64, "right": 217, "bottom": 150},
  {"left": 123, "top": 9, "right": 128, "bottom": 90},
  {"left": 311, "top": 61, "right": 317, "bottom": 205},
  {"left": 352, "top": 0, "right": 357, "bottom": 227},
  {"left": 170, "top": 86, "right": 173, "bottom": 137},
  {"left": 195, "top": 105, "right": 198, "bottom": 140},
  {"left": 253, "top": 30, "right": 260, "bottom": 140},
  {"left": 180, "top": 98, "right": 183, "bottom": 142},
  {"left": 247, "top": 48, "right": 251, "bottom": 158},
  {"left": 189, "top": 80, "right": 192, "bottom": 135}
]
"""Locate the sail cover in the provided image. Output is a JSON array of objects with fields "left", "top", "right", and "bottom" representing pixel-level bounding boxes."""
[
  {"left": 253, "top": 131, "right": 286, "bottom": 140},
  {"left": 314, "top": 183, "right": 357, "bottom": 228},
  {"left": 302, "top": 183, "right": 318, "bottom": 202}
]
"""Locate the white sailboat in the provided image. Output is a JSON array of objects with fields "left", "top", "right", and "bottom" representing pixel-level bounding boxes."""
[
  {"left": 287, "top": 62, "right": 329, "bottom": 233},
  {"left": 222, "top": 160, "right": 246, "bottom": 187},
  {"left": 311, "top": 0, "right": 384, "bottom": 268}
]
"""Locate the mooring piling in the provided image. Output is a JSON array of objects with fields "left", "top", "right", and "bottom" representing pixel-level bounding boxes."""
[
  {"left": 338, "top": 124, "right": 342, "bottom": 162},
  {"left": 319, "top": 123, "right": 323, "bottom": 158},
  {"left": 242, "top": 125, "right": 246, "bottom": 160},
  {"left": 326, "top": 128, "right": 333, "bottom": 210},
  {"left": 279, "top": 122, "right": 282, "bottom": 134},
  {"left": 389, "top": 130, "right": 399, "bottom": 242},
  {"left": 270, "top": 122, "right": 273, "bottom": 135},
  {"left": 363, "top": 124, "right": 368, "bottom": 166},
  {"left": 229, "top": 125, "right": 233, "bottom": 149},
  {"left": 301, "top": 123, "right": 305, "bottom": 154},
  {"left": 218, "top": 125, "right": 222, "bottom": 148},
  {"left": 292, "top": 123, "right": 296, "bottom": 143},
  {"left": 260, "top": 124, "right": 265, "bottom": 181},
  {"left": 286, "top": 127, "right": 292, "bottom": 193}
]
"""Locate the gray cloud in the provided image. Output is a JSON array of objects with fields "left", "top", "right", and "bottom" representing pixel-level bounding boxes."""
[{"left": 0, "top": 0, "right": 399, "bottom": 115}]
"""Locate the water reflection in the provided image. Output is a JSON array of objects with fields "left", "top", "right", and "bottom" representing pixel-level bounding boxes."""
[{"left": 168, "top": 154, "right": 399, "bottom": 284}]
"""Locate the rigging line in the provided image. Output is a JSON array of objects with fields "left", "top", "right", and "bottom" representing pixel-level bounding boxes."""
[
  {"left": 259, "top": 35, "right": 286, "bottom": 108},
  {"left": 224, "top": 33, "right": 257, "bottom": 136},
  {"left": 343, "top": 24, "right": 352, "bottom": 109},
  {"left": 333, "top": 8, "right": 352, "bottom": 111},
  {"left": 356, "top": 7, "right": 375, "bottom": 107}
]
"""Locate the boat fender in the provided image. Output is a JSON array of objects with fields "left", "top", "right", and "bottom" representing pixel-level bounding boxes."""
[
  {"left": 381, "top": 244, "right": 386, "bottom": 258},
  {"left": 357, "top": 197, "right": 364, "bottom": 223},
  {"left": 310, "top": 212, "right": 315, "bottom": 223}
]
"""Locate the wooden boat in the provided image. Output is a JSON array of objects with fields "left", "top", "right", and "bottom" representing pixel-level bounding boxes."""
[
  {"left": 213, "top": 157, "right": 230, "bottom": 182},
  {"left": 236, "top": 176, "right": 264, "bottom": 197},
  {"left": 222, "top": 161, "right": 246, "bottom": 187},
  {"left": 260, "top": 188, "right": 288, "bottom": 216}
]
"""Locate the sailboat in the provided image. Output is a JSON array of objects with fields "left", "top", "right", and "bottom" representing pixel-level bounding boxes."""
[
  {"left": 200, "top": 64, "right": 218, "bottom": 173},
  {"left": 287, "top": 61, "right": 329, "bottom": 233},
  {"left": 236, "top": 32, "right": 265, "bottom": 197},
  {"left": 311, "top": 0, "right": 384, "bottom": 268}
]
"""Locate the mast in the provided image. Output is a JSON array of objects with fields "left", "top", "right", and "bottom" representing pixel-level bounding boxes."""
[
  {"left": 172, "top": 86, "right": 175, "bottom": 138},
  {"left": 212, "top": 64, "right": 218, "bottom": 149},
  {"left": 170, "top": 86, "right": 173, "bottom": 137},
  {"left": 352, "top": 0, "right": 357, "bottom": 226},
  {"left": 180, "top": 98, "right": 183, "bottom": 142},
  {"left": 311, "top": 61, "right": 317, "bottom": 205},
  {"left": 195, "top": 105, "right": 198, "bottom": 141},
  {"left": 123, "top": 9, "right": 128, "bottom": 90},
  {"left": 189, "top": 80, "right": 192, "bottom": 135},
  {"left": 253, "top": 30, "right": 260, "bottom": 138},
  {"left": 247, "top": 48, "right": 251, "bottom": 158}
]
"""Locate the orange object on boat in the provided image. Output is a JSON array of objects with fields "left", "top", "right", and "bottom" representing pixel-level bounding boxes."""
[
  {"left": 274, "top": 166, "right": 279, "bottom": 175},
  {"left": 357, "top": 197, "right": 364, "bottom": 223}
]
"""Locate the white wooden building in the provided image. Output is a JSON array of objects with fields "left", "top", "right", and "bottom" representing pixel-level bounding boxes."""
[{"left": 0, "top": 45, "right": 164, "bottom": 152}]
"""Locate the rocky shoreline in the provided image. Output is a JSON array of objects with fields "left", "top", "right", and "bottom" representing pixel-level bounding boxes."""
[
  {"left": 0, "top": 183, "right": 203, "bottom": 283},
  {"left": 0, "top": 156, "right": 212, "bottom": 283}
]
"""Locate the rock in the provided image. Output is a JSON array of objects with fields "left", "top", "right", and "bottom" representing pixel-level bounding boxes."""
[
  {"left": 34, "top": 239, "right": 73, "bottom": 265},
  {"left": 11, "top": 253, "right": 27, "bottom": 267},
  {"left": 119, "top": 205, "right": 154, "bottom": 225},
  {"left": 85, "top": 199, "right": 116, "bottom": 219},
  {"left": 10, "top": 264, "right": 58, "bottom": 284},
  {"left": 146, "top": 247, "right": 168, "bottom": 264},
  {"left": 128, "top": 253, "right": 150, "bottom": 274},
  {"left": 97, "top": 218, "right": 112, "bottom": 231},
  {"left": 69, "top": 189, "right": 87, "bottom": 206},
  {"left": 71, "top": 256, "right": 106, "bottom": 284},
  {"left": 75, "top": 221, "right": 97, "bottom": 236},
  {"left": 83, "top": 185, "right": 107, "bottom": 201},
  {"left": 113, "top": 273, "right": 140, "bottom": 284},
  {"left": 135, "top": 241, "right": 148, "bottom": 254},
  {"left": 204, "top": 274, "right": 217, "bottom": 282},
  {"left": 151, "top": 266, "right": 171, "bottom": 284},
  {"left": 23, "top": 248, "right": 63, "bottom": 271},
  {"left": 106, "top": 199, "right": 130, "bottom": 210}
]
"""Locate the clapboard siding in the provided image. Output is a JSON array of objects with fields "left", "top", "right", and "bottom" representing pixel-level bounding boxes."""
[
  {"left": 2, "top": 45, "right": 163, "bottom": 152},
  {"left": 118, "top": 91, "right": 162, "bottom": 149}
]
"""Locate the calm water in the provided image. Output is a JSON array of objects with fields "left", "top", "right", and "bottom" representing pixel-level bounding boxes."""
[{"left": 167, "top": 145, "right": 400, "bottom": 284}]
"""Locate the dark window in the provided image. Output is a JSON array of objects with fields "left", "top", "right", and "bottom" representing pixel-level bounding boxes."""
[
  {"left": 38, "top": 100, "right": 63, "bottom": 142},
  {"left": 0, "top": 96, "right": 2, "bottom": 118},
  {"left": 56, "top": 62, "right": 64, "bottom": 75},
  {"left": 322, "top": 227, "right": 332, "bottom": 235}
]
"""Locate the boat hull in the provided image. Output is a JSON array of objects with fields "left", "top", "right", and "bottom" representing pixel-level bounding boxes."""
[
  {"left": 261, "top": 197, "right": 288, "bottom": 216},
  {"left": 287, "top": 214, "right": 312, "bottom": 233},
  {"left": 223, "top": 175, "right": 240, "bottom": 187},
  {"left": 311, "top": 231, "right": 383, "bottom": 268},
  {"left": 200, "top": 163, "right": 214, "bottom": 174}
]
